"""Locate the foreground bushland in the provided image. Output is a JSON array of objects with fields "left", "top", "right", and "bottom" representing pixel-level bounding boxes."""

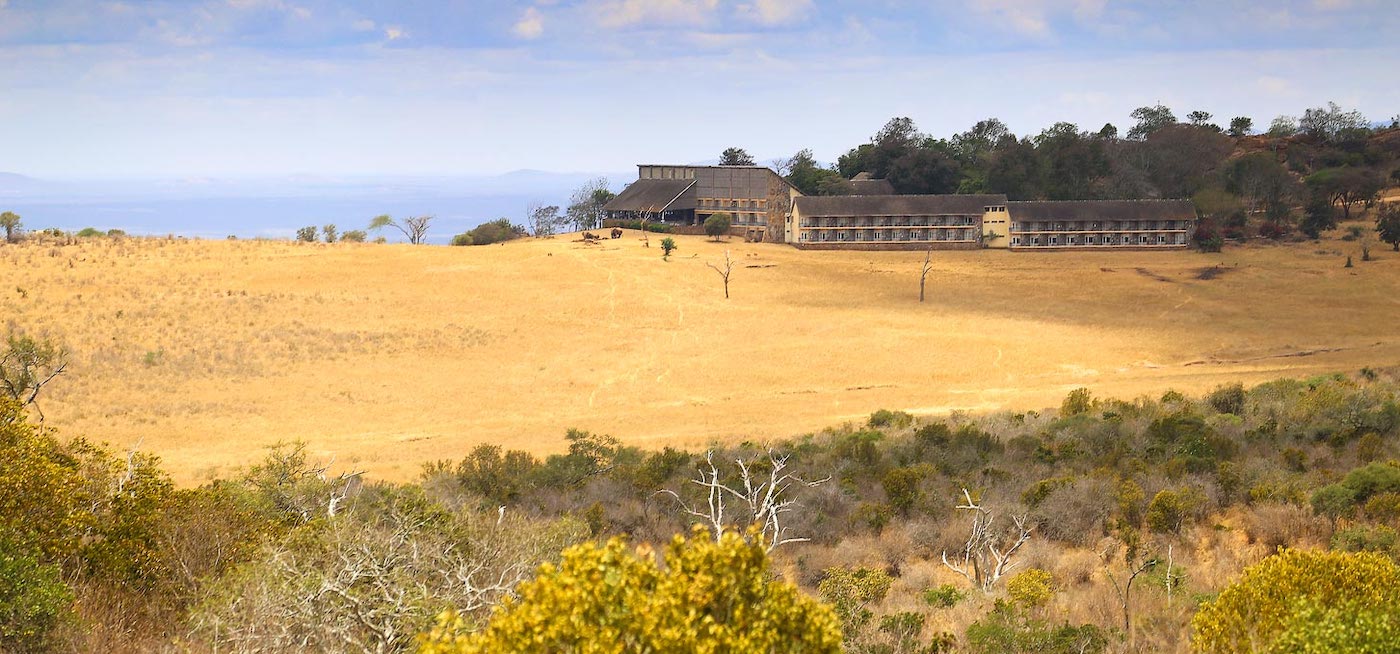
[{"left": 2, "top": 372, "right": 1399, "bottom": 653}]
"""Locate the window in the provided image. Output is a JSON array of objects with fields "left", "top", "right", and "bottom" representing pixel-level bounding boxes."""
[
  {"left": 1011, "top": 236, "right": 1021, "bottom": 245},
  {"left": 1050, "top": 236, "right": 1059, "bottom": 245}
]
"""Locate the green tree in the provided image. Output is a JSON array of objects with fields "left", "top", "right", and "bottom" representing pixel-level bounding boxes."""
[
  {"left": 1127, "top": 104, "right": 1177, "bottom": 140},
  {"left": 1378, "top": 202, "right": 1400, "bottom": 251},
  {"left": 1034, "top": 123, "right": 1109, "bottom": 200},
  {"left": 660, "top": 237, "right": 677, "bottom": 260},
  {"left": 720, "top": 147, "right": 756, "bottom": 166},
  {"left": 1187, "top": 110, "right": 1219, "bottom": 131},
  {"left": 295, "top": 226, "right": 317, "bottom": 242},
  {"left": 340, "top": 229, "right": 367, "bottom": 243},
  {"left": 1266, "top": 115, "right": 1298, "bottom": 138},
  {"left": 420, "top": 529, "right": 842, "bottom": 654},
  {"left": 1227, "top": 116, "right": 1253, "bottom": 137},
  {"left": 784, "top": 149, "right": 849, "bottom": 196},
  {"left": 0, "top": 211, "right": 22, "bottom": 243},
  {"left": 1299, "top": 101, "right": 1369, "bottom": 142},
  {"left": 704, "top": 212, "right": 732, "bottom": 239},
  {"left": 321, "top": 223, "right": 338, "bottom": 243},
  {"left": 1306, "top": 167, "right": 1382, "bottom": 221},
  {"left": 1192, "top": 549, "right": 1400, "bottom": 654}
]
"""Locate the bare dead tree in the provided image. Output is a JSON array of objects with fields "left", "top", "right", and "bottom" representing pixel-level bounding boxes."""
[
  {"left": 0, "top": 332, "right": 67, "bottom": 421},
  {"left": 941, "top": 488, "right": 1033, "bottom": 592},
  {"left": 639, "top": 211, "right": 652, "bottom": 248},
  {"left": 369, "top": 214, "right": 433, "bottom": 245},
  {"left": 656, "top": 448, "right": 829, "bottom": 552},
  {"left": 919, "top": 246, "right": 933, "bottom": 302},
  {"left": 707, "top": 249, "right": 735, "bottom": 299},
  {"left": 1103, "top": 534, "right": 1159, "bottom": 640}
]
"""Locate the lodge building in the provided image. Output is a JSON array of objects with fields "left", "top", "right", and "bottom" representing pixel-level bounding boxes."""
[{"left": 604, "top": 164, "right": 1195, "bottom": 251}]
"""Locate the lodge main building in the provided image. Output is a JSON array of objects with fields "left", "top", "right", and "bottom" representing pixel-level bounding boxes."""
[{"left": 604, "top": 164, "right": 1195, "bottom": 251}]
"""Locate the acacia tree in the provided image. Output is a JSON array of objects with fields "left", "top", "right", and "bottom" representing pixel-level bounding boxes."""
[
  {"left": 0, "top": 212, "right": 20, "bottom": 243},
  {"left": 0, "top": 333, "right": 67, "bottom": 421},
  {"left": 369, "top": 214, "right": 432, "bottom": 244}
]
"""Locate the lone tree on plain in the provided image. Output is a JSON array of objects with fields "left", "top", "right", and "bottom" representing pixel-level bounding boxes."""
[
  {"left": 704, "top": 212, "right": 732, "bottom": 240},
  {"left": 660, "top": 237, "right": 677, "bottom": 260},
  {"left": 526, "top": 203, "right": 562, "bottom": 238},
  {"left": 0, "top": 212, "right": 19, "bottom": 243},
  {"left": 707, "top": 250, "right": 735, "bottom": 299},
  {"left": 1, "top": 333, "right": 67, "bottom": 421},
  {"left": 370, "top": 214, "right": 433, "bottom": 244},
  {"left": 919, "top": 246, "right": 933, "bottom": 302}
]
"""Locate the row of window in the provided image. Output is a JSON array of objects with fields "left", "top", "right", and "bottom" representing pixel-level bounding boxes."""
[
  {"left": 800, "top": 218, "right": 977, "bottom": 228},
  {"left": 699, "top": 198, "right": 767, "bottom": 209},
  {"left": 1013, "top": 220, "right": 1190, "bottom": 232},
  {"left": 1010, "top": 234, "right": 1187, "bottom": 246},
  {"left": 800, "top": 229, "right": 977, "bottom": 242}
]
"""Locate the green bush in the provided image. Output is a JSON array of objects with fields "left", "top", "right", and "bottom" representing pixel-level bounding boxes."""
[
  {"left": 1060, "top": 388, "right": 1094, "bottom": 417},
  {"left": 1332, "top": 524, "right": 1399, "bottom": 559},
  {"left": 818, "top": 565, "right": 893, "bottom": 635},
  {"left": 295, "top": 226, "right": 317, "bottom": 242},
  {"left": 607, "top": 219, "right": 673, "bottom": 233},
  {"left": 922, "top": 584, "right": 966, "bottom": 608},
  {"left": 869, "top": 409, "right": 914, "bottom": 429},
  {"left": 965, "top": 601, "right": 1108, "bottom": 654},
  {"left": 75, "top": 227, "right": 103, "bottom": 238},
  {"left": 1206, "top": 382, "right": 1246, "bottom": 415},
  {"left": 1006, "top": 569, "right": 1055, "bottom": 608},
  {"left": 0, "top": 540, "right": 73, "bottom": 652},
  {"left": 450, "top": 232, "right": 474, "bottom": 246},
  {"left": 660, "top": 237, "right": 677, "bottom": 259},
  {"left": 460, "top": 218, "right": 529, "bottom": 246},
  {"left": 340, "top": 229, "right": 367, "bottom": 243}
]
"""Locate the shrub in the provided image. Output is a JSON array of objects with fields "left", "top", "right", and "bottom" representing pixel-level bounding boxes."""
[
  {"left": 881, "top": 465, "right": 929, "bottom": 516},
  {"left": 1060, "top": 388, "right": 1093, "bottom": 417},
  {"left": 321, "top": 224, "right": 338, "bottom": 243},
  {"left": 1145, "top": 488, "right": 1203, "bottom": 534},
  {"left": 1006, "top": 568, "right": 1055, "bottom": 608},
  {"left": 1192, "top": 549, "right": 1400, "bottom": 654},
  {"left": 660, "top": 237, "right": 677, "bottom": 259},
  {"left": 340, "top": 229, "right": 367, "bottom": 243},
  {"left": 922, "top": 584, "right": 966, "bottom": 609},
  {"left": 0, "top": 540, "right": 73, "bottom": 653},
  {"left": 1364, "top": 492, "right": 1400, "bottom": 522},
  {"left": 869, "top": 409, "right": 914, "bottom": 429},
  {"left": 1206, "top": 382, "right": 1246, "bottom": 415},
  {"left": 1332, "top": 524, "right": 1399, "bottom": 559},
  {"left": 450, "top": 232, "right": 474, "bottom": 246},
  {"left": 965, "top": 601, "right": 1109, "bottom": 654},
  {"left": 76, "top": 227, "right": 103, "bottom": 238},
  {"left": 461, "top": 218, "right": 529, "bottom": 246},
  {"left": 704, "top": 212, "right": 732, "bottom": 239},
  {"left": 818, "top": 565, "right": 893, "bottom": 635},
  {"left": 420, "top": 529, "right": 842, "bottom": 654},
  {"left": 607, "top": 219, "right": 674, "bottom": 233}
]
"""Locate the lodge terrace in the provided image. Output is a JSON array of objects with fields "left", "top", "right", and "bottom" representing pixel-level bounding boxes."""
[{"left": 604, "top": 164, "right": 1195, "bottom": 251}]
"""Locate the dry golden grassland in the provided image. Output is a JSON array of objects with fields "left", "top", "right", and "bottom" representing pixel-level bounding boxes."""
[{"left": 3, "top": 219, "right": 1397, "bottom": 484}]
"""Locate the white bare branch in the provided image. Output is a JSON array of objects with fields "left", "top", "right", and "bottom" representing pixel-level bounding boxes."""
[
  {"left": 941, "top": 488, "right": 1033, "bottom": 592},
  {"left": 656, "top": 448, "right": 828, "bottom": 552}
]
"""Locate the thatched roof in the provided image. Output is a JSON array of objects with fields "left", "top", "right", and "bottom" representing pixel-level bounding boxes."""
[
  {"left": 604, "top": 179, "right": 696, "bottom": 213},
  {"left": 1007, "top": 200, "right": 1196, "bottom": 221},
  {"left": 794, "top": 194, "right": 1007, "bottom": 217}
]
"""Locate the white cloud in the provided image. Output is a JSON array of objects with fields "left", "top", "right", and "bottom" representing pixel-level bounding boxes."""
[
  {"left": 737, "top": 0, "right": 813, "bottom": 26},
  {"left": 593, "top": 0, "right": 719, "bottom": 29},
  {"left": 513, "top": 7, "right": 545, "bottom": 39},
  {"left": 384, "top": 26, "right": 406, "bottom": 40}
]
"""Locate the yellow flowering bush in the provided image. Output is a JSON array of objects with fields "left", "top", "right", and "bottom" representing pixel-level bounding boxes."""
[
  {"left": 1191, "top": 549, "right": 1400, "bottom": 653},
  {"left": 419, "top": 527, "right": 842, "bottom": 654}
]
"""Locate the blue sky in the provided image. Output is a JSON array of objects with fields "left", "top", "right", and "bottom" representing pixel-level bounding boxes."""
[{"left": 2, "top": 0, "right": 1398, "bottom": 178}]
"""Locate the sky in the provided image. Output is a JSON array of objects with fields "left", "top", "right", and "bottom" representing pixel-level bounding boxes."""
[{"left": 2, "top": 0, "right": 1399, "bottom": 179}]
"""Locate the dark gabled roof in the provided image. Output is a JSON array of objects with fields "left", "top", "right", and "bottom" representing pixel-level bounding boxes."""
[
  {"left": 1006, "top": 199, "right": 1196, "bottom": 221},
  {"left": 794, "top": 194, "right": 1007, "bottom": 217},
  {"left": 847, "top": 178, "right": 895, "bottom": 195},
  {"left": 604, "top": 179, "right": 696, "bottom": 213}
]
